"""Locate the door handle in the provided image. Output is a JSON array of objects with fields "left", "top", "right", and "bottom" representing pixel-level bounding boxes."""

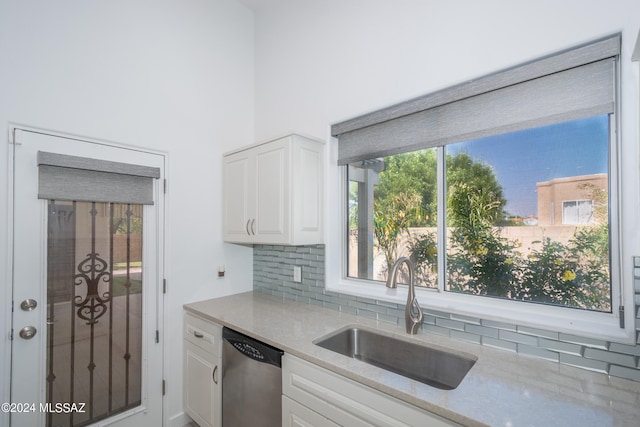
[
  {"left": 246, "top": 220, "right": 251, "bottom": 236},
  {"left": 251, "top": 219, "right": 256, "bottom": 235},
  {"left": 213, "top": 365, "right": 218, "bottom": 384},
  {"left": 193, "top": 331, "right": 204, "bottom": 338},
  {"left": 20, "top": 299, "right": 38, "bottom": 311},
  {"left": 19, "top": 326, "right": 37, "bottom": 340}
]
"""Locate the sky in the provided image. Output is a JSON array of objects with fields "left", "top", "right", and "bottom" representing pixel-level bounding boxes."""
[{"left": 446, "top": 115, "right": 609, "bottom": 217}]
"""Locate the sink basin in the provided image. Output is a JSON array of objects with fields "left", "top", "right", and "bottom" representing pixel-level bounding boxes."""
[{"left": 313, "top": 326, "right": 476, "bottom": 390}]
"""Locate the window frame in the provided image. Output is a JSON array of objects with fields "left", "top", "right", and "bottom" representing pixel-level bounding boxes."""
[{"left": 325, "top": 35, "right": 635, "bottom": 345}]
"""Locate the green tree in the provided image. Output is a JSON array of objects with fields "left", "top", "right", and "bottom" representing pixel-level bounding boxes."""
[
  {"left": 374, "top": 150, "right": 507, "bottom": 277},
  {"left": 374, "top": 150, "right": 437, "bottom": 226},
  {"left": 374, "top": 190, "right": 423, "bottom": 271},
  {"left": 374, "top": 150, "right": 507, "bottom": 228},
  {"left": 446, "top": 182, "right": 518, "bottom": 296},
  {"left": 446, "top": 152, "right": 506, "bottom": 226}
]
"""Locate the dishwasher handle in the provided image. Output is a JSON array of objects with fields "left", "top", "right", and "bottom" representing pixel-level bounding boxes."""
[{"left": 223, "top": 327, "right": 283, "bottom": 368}]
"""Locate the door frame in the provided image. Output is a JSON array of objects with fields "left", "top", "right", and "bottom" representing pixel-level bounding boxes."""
[{"left": 5, "top": 124, "right": 168, "bottom": 426}]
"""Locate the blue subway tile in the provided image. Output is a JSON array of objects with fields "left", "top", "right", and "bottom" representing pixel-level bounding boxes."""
[
  {"left": 482, "top": 336, "right": 517, "bottom": 352},
  {"left": 465, "top": 324, "right": 500, "bottom": 339},
  {"left": 537, "top": 338, "right": 583, "bottom": 356},
  {"left": 517, "top": 325, "right": 559, "bottom": 340},
  {"left": 609, "top": 364, "right": 640, "bottom": 382},
  {"left": 559, "top": 333, "right": 608, "bottom": 350},
  {"left": 559, "top": 353, "right": 608, "bottom": 374},
  {"left": 450, "top": 329, "right": 481, "bottom": 344},
  {"left": 517, "top": 344, "right": 559, "bottom": 362},
  {"left": 583, "top": 347, "right": 636, "bottom": 368},
  {"left": 435, "top": 317, "right": 466, "bottom": 331},
  {"left": 499, "top": 330, "right": 539, "bottom": 347},
  {"left": 481, "top": 319, "right": 517, "bottom": 332},
  {"left": 450, "top": 313, "right": 482, "bottom": 325},
  {"left": 423, "top": 324, "right": 449, "bottom": 337}
]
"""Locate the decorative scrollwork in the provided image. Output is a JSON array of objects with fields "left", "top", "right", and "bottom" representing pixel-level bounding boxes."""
[{"left": 74, "top": 252, "right": 112, "bottom": 325}]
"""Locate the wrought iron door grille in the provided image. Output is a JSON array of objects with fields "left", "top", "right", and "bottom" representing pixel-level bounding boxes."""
[{"left": 46, "top": 201, "right": 143, "bottom": 427}]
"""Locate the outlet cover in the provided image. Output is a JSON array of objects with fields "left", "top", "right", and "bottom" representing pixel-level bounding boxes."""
[{"left": 293, "top": 266, "right": 302, "bottom": 283}]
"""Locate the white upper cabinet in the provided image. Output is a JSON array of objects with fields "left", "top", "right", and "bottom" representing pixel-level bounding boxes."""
[{"left": 223, "top": 134, "right": 324, "bottom": 245}]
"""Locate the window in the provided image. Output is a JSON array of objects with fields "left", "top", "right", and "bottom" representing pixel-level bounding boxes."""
[
  {"left": 562, "top": 200, "right": 595, "bottom": 225},
  {"left": 347, "top": 115, "right": 611, "bottom": 312},
  {"left": 332, "top": 34, "right": 624, "bottom": 334}
]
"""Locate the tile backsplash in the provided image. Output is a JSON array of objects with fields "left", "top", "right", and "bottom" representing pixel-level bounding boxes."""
[{"left": 253, "top": 244, "right": 640, "bottom": 382}]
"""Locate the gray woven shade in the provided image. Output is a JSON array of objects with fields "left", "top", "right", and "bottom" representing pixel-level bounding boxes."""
[
  {"left": 38, "top": 151, "right": 160, "bottom": 205},
  {"left": 333, "top": 34, "right": 620, "bottom": 165}
]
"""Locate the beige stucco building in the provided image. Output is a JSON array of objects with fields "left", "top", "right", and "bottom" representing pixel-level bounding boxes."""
[{"left": 536, "top": 173, "right": 608, "bottom": 227}]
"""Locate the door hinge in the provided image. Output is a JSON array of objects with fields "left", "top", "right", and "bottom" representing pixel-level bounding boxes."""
[
  {"left": 155, "top": 330, "right": 160, "bottom": 344},
  {"left": 619, "top": 305, "right": 625, "bottom": 328},
  {"left": 9, "top": 329, "right": 13, "bottom": 341},
  {"left": 163, "top": 278, "right": 167, "bottom": 294},
  {"left": 162, "top": 380, "right": 166, "bottom": 396},
  {"left": 9, "top": 128, "right": 22, "bottom": 145}
]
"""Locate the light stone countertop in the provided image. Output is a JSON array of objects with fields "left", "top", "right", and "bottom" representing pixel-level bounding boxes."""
[{"left": 184, "top": 291, "right": 640, "bottom": 427}]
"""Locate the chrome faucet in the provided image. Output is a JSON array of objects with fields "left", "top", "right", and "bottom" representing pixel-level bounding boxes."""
[{"left": 386, "top": 257, "right": 424, "bottom": 334}]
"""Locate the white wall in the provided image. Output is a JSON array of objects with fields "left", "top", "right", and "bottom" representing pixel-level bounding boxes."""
[
  {"left": 253, "top": 0, "right": 640, "bottom": 140},
  {"left": 0, "top": 0, "right": 255, "bottom": 425}
]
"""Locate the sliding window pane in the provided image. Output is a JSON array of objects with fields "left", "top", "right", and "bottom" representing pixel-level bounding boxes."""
[
  {"left": 445, "top": 115, "right": 611, "bottom": 312},
  {"left": 347, "top": 149, "right": 438, "bottom": 288}
]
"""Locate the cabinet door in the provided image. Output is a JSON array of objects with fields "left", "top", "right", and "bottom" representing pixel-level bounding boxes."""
[
  {"left": 283, "top": 395, "right": 339, "bottom": 427},
  {"left": 184, "top": 341, "right": 221, "bottom": 427},
  {"left": 223, "top": 151, "right": 254, "bottom": 242},
  {"left": 254, "top": 138, "right": 290, "bottom": 243}
]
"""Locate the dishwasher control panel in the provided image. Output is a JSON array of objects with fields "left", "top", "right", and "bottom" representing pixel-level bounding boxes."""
[
  {"left": 223, "top": 327, "right": 283, "bottom": 367},
  {"left": 232, "top": 341, "right": 264, "bottom": 360}
]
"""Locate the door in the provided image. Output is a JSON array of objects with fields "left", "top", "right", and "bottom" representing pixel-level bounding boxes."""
[
  {"left": 10, "top": 128, "right": 165, "bottom": 427},
  {"left": 222, "top": 150, "right": 253, "bottom": 243},
  {"left": 254, "top": 139, "right": 289, "bottom": 242},
  {"left": 183, "top": 342, "right": 220, "bottom": 427}
]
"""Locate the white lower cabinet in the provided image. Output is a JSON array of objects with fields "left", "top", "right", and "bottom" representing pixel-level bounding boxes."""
[
  {"left": 282, "top": 354, "right": 462, "bottom": 427},
  {"left": 184, "top": 313, "right": 222, "bottom": 427}
]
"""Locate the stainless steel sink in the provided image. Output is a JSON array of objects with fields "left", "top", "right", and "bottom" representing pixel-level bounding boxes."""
[{"left": 313, "top": 326, "right": 476, "bottom": 390}]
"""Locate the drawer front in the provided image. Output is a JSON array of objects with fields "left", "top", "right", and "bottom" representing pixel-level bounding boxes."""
[
  {"left": 283, "top": 354, "right": 461, "bottom": 427},
  {"left": 184, "top": 313, "right": 222, "bottom": 355},
  {"left": 282, "top": 395, "right": 339, "bottom": 427}
]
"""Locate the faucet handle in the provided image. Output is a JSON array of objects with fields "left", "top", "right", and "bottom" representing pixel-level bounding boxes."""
[{"left": 406, "top": 296, "right": 423, "bottom": 334}]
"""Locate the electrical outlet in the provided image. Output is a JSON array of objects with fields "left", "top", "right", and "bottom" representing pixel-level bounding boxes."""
[{"left": 293, "top": 266, "right": 302, "bottom": 283}]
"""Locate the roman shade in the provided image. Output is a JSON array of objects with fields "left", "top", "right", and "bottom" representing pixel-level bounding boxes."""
[
  {"left": 37, "top": 151, "right": 161, "bottom": 205},
  {"left": 333, "top": 34, "right": 620, "bottom": 165}
]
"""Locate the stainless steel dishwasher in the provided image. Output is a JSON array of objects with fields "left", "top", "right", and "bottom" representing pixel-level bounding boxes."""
[{"left": 222, "top": 327, "right": 283, "bottom": 427}]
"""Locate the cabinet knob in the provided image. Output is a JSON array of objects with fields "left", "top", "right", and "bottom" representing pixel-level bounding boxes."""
[{"left": 193, "top": 331, "right": 204, "bottom": 338}]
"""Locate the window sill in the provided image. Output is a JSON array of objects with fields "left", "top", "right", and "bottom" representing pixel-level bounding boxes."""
[{"left": 325, "top": 278, "right": 635, "bottom": 345}]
